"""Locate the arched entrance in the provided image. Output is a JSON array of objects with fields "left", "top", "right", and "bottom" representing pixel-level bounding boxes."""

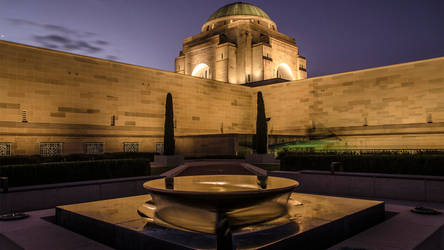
[
  {"left": 276, "top": 63, "right": 294, "bottom": 80},
  {"left": 192, "top": 63, "right": 210, "bottom": 79}
]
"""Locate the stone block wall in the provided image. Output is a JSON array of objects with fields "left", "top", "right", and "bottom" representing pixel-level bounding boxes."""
[
  {"left": 1, "top": 39, "right": 444, "bottom": 155},
  {"left": 256, "top": 56, "right": 444, "bottom": 150},
  {"left": 270, "top": 37, "right": 301, "bottom": 80},
  {"left": 254, "top": 81, "right": 313, "bottom": 135},
  {"left": 0, "top": 41, "right": 254, "bottom": 156},
  {"left": 310, "top": 58, "right": 444, "bottom": 127}
]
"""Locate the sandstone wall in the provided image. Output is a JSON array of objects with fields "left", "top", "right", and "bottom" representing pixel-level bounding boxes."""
[
  {"left": 0, "top": 41, "right": 254, "bottom": 155},
  {"left": 256, "top": 57, "right": 444, "bottom": 150},
  {"left": 270, "top": 37, "right": 301, "bottom": 80},
  {"left": 1, "top": 39, "right": 444, "bottom": 155}
]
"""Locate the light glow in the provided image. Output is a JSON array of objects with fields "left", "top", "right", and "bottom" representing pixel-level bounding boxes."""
[
  {"left": 277, "top": 63, "right": 294, "bottom": 80},
  {"left": 192, "top": 63, "right": 210, "bottom": 78}
]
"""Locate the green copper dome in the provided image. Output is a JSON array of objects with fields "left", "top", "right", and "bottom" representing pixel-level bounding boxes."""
[{"left": 208, "top": 2, "right": 271, "bottom": 21}]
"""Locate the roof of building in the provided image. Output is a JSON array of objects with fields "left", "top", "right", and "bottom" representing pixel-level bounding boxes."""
[{"left": 207, "top": 2, "right": 271, "bottom": 21}]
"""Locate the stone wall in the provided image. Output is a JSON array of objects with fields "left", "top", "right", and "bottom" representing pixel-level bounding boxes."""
[
  {"left": 256, "top": 56, "right": 444, "bottom": 150},
  {"left": 0, "top": 40, "right": 254, "bottom": 156},
  {"left": 270, "top": 37, "right": 302, "bottom": 80},
  {"left": 1, "top": 39, "right": 444, "bottom": 156},
  {"left": 184, "top": 36, "right": 218, "bottom": 78},
  {"left": 254, "top": 81, "right": 313, "bottom": 135},
  {"left": 177, "top": 21, "right": 307, "bottom": 84},
  {"left": 270, "top": 170, "right": 444, "bottom": 203}
]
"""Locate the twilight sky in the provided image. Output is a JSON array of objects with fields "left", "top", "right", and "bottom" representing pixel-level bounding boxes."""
[{"left": 1, "top": 0, "right": 443, "bottom": 77}]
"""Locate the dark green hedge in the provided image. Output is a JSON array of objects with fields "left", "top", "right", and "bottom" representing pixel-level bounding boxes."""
[
  {"left": 0, "top": 152, "right": 155, "bottom": 166},
  {"left": 0, "top": 158, "right": 150, "bottom": 187},
  {"left": 280, "top": 152, "right": 444, "bottom": 176},
  {"left": 185, "top": 155, "right": 244, "bottom": 160}
]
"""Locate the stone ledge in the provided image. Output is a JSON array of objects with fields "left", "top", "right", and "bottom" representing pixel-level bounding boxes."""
[
  {"left": 0, "top": 176, "right": 160, "bottom": 213},
  {"left": 55, "top": 193, "right": 385, "bottom": 249},
  {"left": 153, "top": 155, "right": 184, "bottom": 167},
  {"left": 245, "top": 153, "right": 280, "bottom": 164},
  {"left": 270, "top": 170, "right": 444, "bottom": 203}
]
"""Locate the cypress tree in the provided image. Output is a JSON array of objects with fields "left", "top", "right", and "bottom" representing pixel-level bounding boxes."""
[
  {"left": 164, "top": 93, "right": 175, "bottom": 155},
  {"left": 256, "top": 91, "right": 268, "bottom": 154}
]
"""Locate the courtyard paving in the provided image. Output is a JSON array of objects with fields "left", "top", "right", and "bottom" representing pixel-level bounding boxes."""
[
  {"left": 1, "top": 160, "right": 443, "bottom": 249},
  {"left": 1, "top": 198, "right": 443, "bottom": 249}
]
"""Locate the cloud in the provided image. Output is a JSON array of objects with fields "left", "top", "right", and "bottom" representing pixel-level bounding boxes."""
[
  {"left": 6, "top": 17, "right": 117, "bottom": 59},
  {"left": 33, "top": 35, "right": 102, "bottom": 53},
  {"left": 7, "top": 18, "right": 36, "bottom": 26},
  {"left": 7, "top": 18, "right": 95, "bottom": 37},
  {"left": 6, "top": 18, "right": 114, "bottom": 55},
  {"left": 44, "top": 24, "right": 96, "bottom": 37},
  {"left": 95, "top": 40, "right": 108, "bottom": 45},
  {"left": 106, "top": 55, "right": 119, "bottom": 60}
]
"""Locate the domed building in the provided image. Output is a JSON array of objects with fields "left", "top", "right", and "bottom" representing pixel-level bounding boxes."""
[
  {"left": 0, "top": 2, "right": 442, "bottom": 157},
  {"left": 175, "top": 2, "right": 307, "bottom": 84}
]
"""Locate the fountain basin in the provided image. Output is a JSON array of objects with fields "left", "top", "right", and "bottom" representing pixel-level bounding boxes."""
[{"left": 140, "top": 175, "right": 299, "bottom": 233}]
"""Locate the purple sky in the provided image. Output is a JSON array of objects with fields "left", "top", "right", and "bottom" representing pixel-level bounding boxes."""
[{"left": 1, "top": 0, "right": 443, "bottom": 77}]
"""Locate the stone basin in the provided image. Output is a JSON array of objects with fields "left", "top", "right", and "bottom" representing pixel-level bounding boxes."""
[{"left": 140, "top": 175, "right": 299, "bottom": 233}]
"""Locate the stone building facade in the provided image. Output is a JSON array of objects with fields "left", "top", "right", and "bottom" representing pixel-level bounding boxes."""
[
  {"left": 175, "top": 2, "right": 307, "bottom": 84},
  {"left": 0, "top": 3, "right": 443, "bottom": 157}
]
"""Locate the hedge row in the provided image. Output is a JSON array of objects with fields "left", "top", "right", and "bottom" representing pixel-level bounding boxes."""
[
  {"left": 280, "top": 152, "right": 444, "bottom": 176},
  {"left": 0, "top": 152, "right": 155, "bottom": 166},
  {"left": 0, "top": 158, "right": 150, "bottom": 187},
  {"left": 185, "top": 155, "right": 244, "bottom": 160}
]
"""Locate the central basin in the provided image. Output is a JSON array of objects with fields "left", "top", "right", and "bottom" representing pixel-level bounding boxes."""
[{"left": 140, "top": 175, "right": 299, "bottom": 233}]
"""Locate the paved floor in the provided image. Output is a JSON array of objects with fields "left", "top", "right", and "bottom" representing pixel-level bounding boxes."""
[
  {"left": 56, "top": 193, "right": 383, "bottom": 249},
  {"left": 1, "top": 160, "right": 443, "bottom": 249},
  {"left": 0, "top": 209, "right": 112, "bottom": 250},
  {"left": 330, "top": 200, "right": 444, "bottom": 250},
  {"left": 1, "top": 198, "right": 443, "bottom": 250}
]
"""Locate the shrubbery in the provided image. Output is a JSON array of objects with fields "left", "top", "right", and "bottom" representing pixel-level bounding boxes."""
[
  {"left": 0, "top": 158, "right": 151, "bottom": 187},
  {"left": 185, "top": 155, "right": 244, "bottom": 160},
  {"left": 280, "top": 151, "right": 444, "bottom": 176},
  {"left": 0, "top": 152, "right": 155, "bottom": 166}
]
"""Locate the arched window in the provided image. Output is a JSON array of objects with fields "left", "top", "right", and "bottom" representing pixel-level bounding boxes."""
[
  {"left": 276, "top": 63, "right": 295, "bottom": 80},
  {"left": 192, "top": 63, "right": 210, "bottom": 79}
]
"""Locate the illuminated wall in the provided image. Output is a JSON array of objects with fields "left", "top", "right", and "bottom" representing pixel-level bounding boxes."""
[
  {"left": 1, "top": 39, "right": 444, "bottom": 156},
  {"left": 256, "top": 57, "right": 444, "bottom": 150},
  {"left": 0, "top": 41, "right": 254, "bottom": 156},
  {"left": 175, "top": 21, "right": 307, "bottom": 84}
]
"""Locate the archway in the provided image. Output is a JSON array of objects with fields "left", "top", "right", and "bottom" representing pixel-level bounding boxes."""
[
  {"left": 276, "top": 63, "right": 294, "bottom": 80},
  {"left": 192, "top": 63, "right": 210, "bottom": 79}
]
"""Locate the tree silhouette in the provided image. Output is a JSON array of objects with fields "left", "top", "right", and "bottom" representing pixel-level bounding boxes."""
[
  {"left": 256, "top": 91, "right": 268, "bottom": 154},
  {"left": 164, "top": 93, "right": 175, "bottom": 155}
]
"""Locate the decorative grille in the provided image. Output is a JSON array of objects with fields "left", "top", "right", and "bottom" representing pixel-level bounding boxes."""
[
  {"left": 156, "top": 142, "right": 164, "bottom": 154},
  {"left": 22, "top": 110, "right": 28, "bottom": 123},
  {"left": 111, "top": 115, "right": 116, "bottom": 126},
  {"left": 84, "top": 143, "right": 104, "bottom": 154},
  {"left": 40, "top": 143, "right": 63, "bottom": 156},
  {"left": 123, "top": 142, "right": 139, "bottom": 153},
  {"left": 0, "top": 143, "right": 11, "bottom": 156}
]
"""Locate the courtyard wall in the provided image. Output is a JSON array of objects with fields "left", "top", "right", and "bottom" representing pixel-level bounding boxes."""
[
  {"left": 0, "top": 41, "right": 254, "bottom": 156},
  {"left": 1, "top": 39, "right": 444, "bottom": 156},
  {"left": 257, "top": 56, "right": 444, "bottom": 150}
]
